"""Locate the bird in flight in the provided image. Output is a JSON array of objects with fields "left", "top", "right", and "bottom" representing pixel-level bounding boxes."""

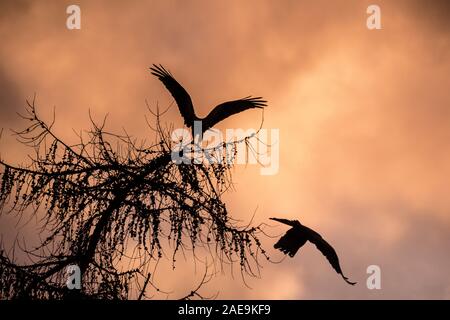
[
  {"left": 150, "top": 64, "right": 267, "bottom": 136},
  {"left": 270, "top": 217, "right": 356, "bottom": 285}
]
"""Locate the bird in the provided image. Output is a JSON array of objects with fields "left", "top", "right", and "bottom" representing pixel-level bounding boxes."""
[
  {"left": 150, "top": 64, "right": 267, "bottom": 136},
  {"left": 270, "top": 217, "right": 356, "bottom": 285}
]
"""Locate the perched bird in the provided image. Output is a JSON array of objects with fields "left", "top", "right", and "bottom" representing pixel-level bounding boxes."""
[
  {"left": 270, "top": 217, "right": 356, "bottom": 285},
  {"left": 150, "top": 64, "right": 267, "bottom": 135}
]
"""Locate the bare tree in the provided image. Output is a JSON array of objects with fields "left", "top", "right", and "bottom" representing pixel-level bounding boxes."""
[{"left": 0, "top": 96, "right": 268, "bottom": 299}]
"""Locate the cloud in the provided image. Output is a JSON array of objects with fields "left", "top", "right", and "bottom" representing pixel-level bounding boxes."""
[
  {"left": 0, "top": 0, "right": 449, "bottom": 299},
  {"left": 0, "top": 66, "right": 22, "bottom": 125}
]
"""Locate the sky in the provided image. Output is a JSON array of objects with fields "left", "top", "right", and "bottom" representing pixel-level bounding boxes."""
[{"left": 1, "top": 0, "right": 450, "bottom": 299}]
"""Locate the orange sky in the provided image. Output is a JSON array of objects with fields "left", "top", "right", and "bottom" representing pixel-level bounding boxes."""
[{"left": 1, "top": 0, "right": 450, "bottom": 299}]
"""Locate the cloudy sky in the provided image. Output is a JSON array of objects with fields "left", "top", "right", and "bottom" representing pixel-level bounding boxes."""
[{"left": 1, "top": 0, "right": 450, "bottom": 299}]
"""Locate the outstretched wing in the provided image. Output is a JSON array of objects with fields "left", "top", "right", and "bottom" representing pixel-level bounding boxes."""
[
  {"left": 273, "top": 227, "right": 307, "bottom": 257},
  {"left": 150, "top": 64, "right": 196, "bottom": 126},
  {"left": 306, "top": 228, "right": 356, "bottom": 285},
  {"left": 203, "top": 96, "right": 266, "bottom": 131},
  {"left": 270, "top": 217, "right": 299, "bottom": 228},
  {"left": 270, "top": 218, "right": 306, "bottom": 257}
]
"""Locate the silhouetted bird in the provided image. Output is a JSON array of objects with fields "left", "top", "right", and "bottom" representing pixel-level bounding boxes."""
[
  {"left": 270, "top": 217, "right": 356, "bottom": 285},
  {"left": 150, "top": 64, "right": 267, "bottom": 135}
]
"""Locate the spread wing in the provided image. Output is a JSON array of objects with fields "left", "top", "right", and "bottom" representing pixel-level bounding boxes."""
[
  {"left": 273, "top": 227, "right": 307, "bottom": 257},
  {"left": 269, "top": 217, "right": 298, "bottom": 227},
  {"left": 270, "top": 218, "right": 306, "bottom": 257},
  {"left": 306, "top": 228, "right": 356, "bottom": 285},
  {"left": 203, "top": 96, "right": 266, "bottom": 131},
  {"left": 150, "top": 64, "right": 196, "bottom": 126}
]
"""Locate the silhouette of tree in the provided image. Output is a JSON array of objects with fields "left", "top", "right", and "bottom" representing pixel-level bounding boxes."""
[{"left": 0, "top": 96, "right": 267, "bottom": 299}]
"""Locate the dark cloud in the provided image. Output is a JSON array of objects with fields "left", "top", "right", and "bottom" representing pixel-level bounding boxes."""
[
  {"left": 0, "top": 0, "right": 31, "bottom": 19},
  {"left": 402, "top": 0, "right": 450, "bottom": 31},
  {"left": 0, "top": 66, "right": 22, "bottom": 125},
  {"left": 0, "top": 0, "right": 449, "bottom": 299},
  {"left": 0, "top": 0, "right": 32, "bottom": 126}
]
